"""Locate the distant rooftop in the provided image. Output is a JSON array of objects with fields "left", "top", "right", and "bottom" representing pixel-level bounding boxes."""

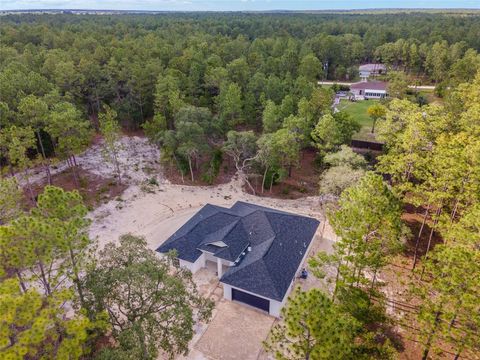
[
  {"left": 350, "top": 80, "right": 388, "bottom": 91},
  {"left": 359, "top": 63, "right": 387, "bottom": 71}
]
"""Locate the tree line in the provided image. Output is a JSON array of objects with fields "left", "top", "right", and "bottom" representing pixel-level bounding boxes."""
[
  {"left": 1, "top": 13, "right": 479, "bottom": 360},
  {"left": 1, "top": 12, "right": 479, "bottom": 127},
  {"left": 1, "top": 13, "right": 480, "bottom": 186},
  {"left": 264, "top": 72, "right": 480, "bottom": 359},
  {"left": 0, "top": 184, "right": 213, "bottom": 359}
]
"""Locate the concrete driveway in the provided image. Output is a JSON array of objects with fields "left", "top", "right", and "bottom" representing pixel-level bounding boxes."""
[{"left": 193, "top": 299, "right": 275, "bottom": 360}]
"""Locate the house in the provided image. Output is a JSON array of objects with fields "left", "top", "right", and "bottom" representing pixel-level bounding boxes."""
[
  {"left": 359, "top": 63, "right": 387, "bottom": 81},
  {"left": 350, "top": 81, "right": 388, "bottom": 100},
  {"left": 156, "top": 201, "right": 320, "bottom": 317}
]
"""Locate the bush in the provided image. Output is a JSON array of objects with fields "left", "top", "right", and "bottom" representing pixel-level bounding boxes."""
[
  {"left": 314, "top": 152, "right": 326, "bottom": 168},
  {"left": 175, "top": 155, "right": 190, "bottom": 179},
  {"left": 319, "top": 165, "right": 365, "bottom": 197},
  {"left": 148, "top": 177, "right": 159, "bottom": 186},
  {"left": 324, "top": 145, "right": 367, "bottom": 169},
  {"left": 201, "top": 149, "right": 223, "bottom": 184},
  {"left": 434, "top": 81, "right": 448, "bottom": 97},
  {"left": 263, "top": 167, "right": 283, "bottom": 190}
]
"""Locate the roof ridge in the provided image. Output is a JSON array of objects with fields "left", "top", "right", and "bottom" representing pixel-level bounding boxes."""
[
  {"left": 180, "top": 204, "right": 229, "bottom": 240},
  {"left": 253, "top": 260, "right": 281, "bottom": 299},
  {"left": 240, "top": 210, "right": 275, "bottom": 240},
  {"left": 222, "top": 259, "right": 281, "bottom": 300},
  {"left": 201, "top": 218, "right": 240, "bottom": 245},
  {"left": 259, "top": 237, "right": 294, "bottom": 298}
]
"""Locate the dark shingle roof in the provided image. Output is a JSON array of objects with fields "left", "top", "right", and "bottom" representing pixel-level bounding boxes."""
[
  {"left": 350, "top": 81, "right": 387, "bottom": 91},
  {"left": 156, "top": 201, "right": 320, "bottom": 301}
]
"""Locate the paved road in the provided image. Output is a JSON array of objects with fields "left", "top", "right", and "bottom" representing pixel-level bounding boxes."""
[{"left": 318, "top": 81, "right": 436, "bottom": 90}]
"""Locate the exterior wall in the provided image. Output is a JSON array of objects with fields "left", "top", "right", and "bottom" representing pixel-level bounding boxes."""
[
  {"left": 204, "top": 251, "right": 234, "bottom": 267},
  {"left": 179, "top": 253, "right": 205, "bottom": 274},
  {"left": 359, "top": 67, "right": 386, "bottom": 81},
  {"left": 203, "top": 252, "right": 217, "bottom": 263},
  {"left": 351, "top": 88, "right": 387, "bottom": 100},
  {"left": 223, "top": 283, "right": 232, "bottom": 300},
  {"left": 222, "top": 283, "right": 283, "bottom": 317},
  {"left": 359, "top": 70, "right": 370, "bottom": 80},
  {"left": 364, "top": 89, "right": 387, "bottom": 99},
  {"left": 269, "top": 299, "right": 283, "bottom": 318},
  {"left": 179, "top": 259, "right": 194, "bottom": 272},
  {"left": 176, "top": 252, "right": 235, "bottom": 276}
]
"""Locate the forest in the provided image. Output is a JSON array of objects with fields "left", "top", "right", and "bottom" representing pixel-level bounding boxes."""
[{"left": 0, "top": 11, "right": 479, "bottom": 360}]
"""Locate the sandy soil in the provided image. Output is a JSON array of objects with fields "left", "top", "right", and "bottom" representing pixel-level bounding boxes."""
[
  {"left": 11, "top": 134, "right": 331, "bottom": 250},
  {"left": 85, "top": 151, "right": 338, "bottom": 360},
  {"left": 20, "top": 136, "right": 327, "bottom": 252},
  {"left": 21, "top": 135, "right": 338, "bottom": 360},
  {"left": 16, "top": 136, "right": 161, "bottom": 188},
  {"left": 89, "top": 176, "right": 328, "bottom": 249}
]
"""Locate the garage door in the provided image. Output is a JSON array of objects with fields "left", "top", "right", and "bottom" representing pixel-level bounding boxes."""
[{"left": 232, "top": 288, "right": 270, "bottom": 312}]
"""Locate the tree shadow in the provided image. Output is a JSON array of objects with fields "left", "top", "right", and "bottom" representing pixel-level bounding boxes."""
[{"left": 401, "top": 203, "right": 444, "bottom": 259}]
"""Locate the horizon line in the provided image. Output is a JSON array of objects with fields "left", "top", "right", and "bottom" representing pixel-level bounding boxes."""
[{"left": 2, "top": 7, "right": 480, "bottom": 12}]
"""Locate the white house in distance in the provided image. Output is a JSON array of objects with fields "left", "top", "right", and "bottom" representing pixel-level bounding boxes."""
[
  {"left": 359, "top": 63, "right": 387, "bottom": 81},
  {"left": 350, "top": 81, "right": 388, "bottom": 100},
  {"left": 156, "top": 201, "right": 319, "bottom": 317}
]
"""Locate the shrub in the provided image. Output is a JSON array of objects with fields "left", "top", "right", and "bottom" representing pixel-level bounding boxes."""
[{"left": 201, "top": 149, "right": 223, "bottom": 184}]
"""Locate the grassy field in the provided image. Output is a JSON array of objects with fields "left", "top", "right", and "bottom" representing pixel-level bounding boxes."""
[
  {"left": 336, "top": 99, "right": 378, "bottom": 141},
  {"left": 416, "top": 89, "right": 443, "bottom": 105}
]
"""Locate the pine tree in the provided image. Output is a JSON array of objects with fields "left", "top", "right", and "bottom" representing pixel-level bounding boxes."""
[
  {"left": 17, "top": 95, "right": 52, "bottom": 184},
  {"left": 47, "top": 102, "right": 91, "bottom": 187},
  {"left": 0, "top": 125, "right": 36, "bottom": 202},
  {"left": 217, "top": 82, "right": 243, "bottom": 127},
  {"left": 0, "top": 177, "right": 23, "bottom": 225},
  {"left": 310, "top": 172, "right": 406, "bottom": 297},
  {"left": 33, "top": 186, "right": 92, "bottom": 309},
  {"left": 0, "top": 278, "right": 94, "bottom": 360},
  {"left": 99, "top": 105, "right": 123, "bottom": 184},
  {"left": 411, "top": 244, "right": 480, "bottom": 360},
  {"left": 264, "top": 287, "right": 358, "bottom": 360}
]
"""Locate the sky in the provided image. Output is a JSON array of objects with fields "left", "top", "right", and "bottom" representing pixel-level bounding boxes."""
[{"left": 1, "top": 0, "right": 479, "bottom": 11}]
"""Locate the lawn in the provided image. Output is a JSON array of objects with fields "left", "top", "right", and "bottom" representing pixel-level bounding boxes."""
[
  {"left": 417, "top": 89, "right": 443, "bottom": 105},
  {"left": 336, "top": 99, "right": 379, "bottom": 141}
]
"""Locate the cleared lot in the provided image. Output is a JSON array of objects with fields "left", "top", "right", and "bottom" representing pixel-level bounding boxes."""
[
  {"left": 86, "top": 144, "right": 336, "bottom": 360},
  {"left": 194, "top": 299, "right": 275, "bottom": 360}
]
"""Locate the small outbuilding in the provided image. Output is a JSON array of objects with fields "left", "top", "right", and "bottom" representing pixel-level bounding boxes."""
[{"left": 156, "top": 201, "right": 320, "bottom": 317}]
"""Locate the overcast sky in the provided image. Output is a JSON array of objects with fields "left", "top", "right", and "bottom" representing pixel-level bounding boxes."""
[{"left": 1, "top": 0, "right": 479, "bottom": 11}]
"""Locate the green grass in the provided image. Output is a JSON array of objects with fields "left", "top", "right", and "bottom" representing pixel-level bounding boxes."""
[
  {"left": 417, "top": 89, "right": 443, "bottom": 105},
  {"left": 337, "top": 99, "right": 379, "bottom": 141}
]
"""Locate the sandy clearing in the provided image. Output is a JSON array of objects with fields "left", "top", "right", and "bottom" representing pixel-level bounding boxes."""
[
  {"left": 13, "top": 134, "right": 332, "bottom": 250},
  {"left": 16, "top": 136, "right": 162, "bottom": 187},
  {"left": 80, "top": 137, "right": 340, "bottom": 360},
  {"left": 14, "top": 134, "right": 341, "bottom": 360},
  {"left": 89, "top": 173, "right": 331, "bottom": 251}
]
